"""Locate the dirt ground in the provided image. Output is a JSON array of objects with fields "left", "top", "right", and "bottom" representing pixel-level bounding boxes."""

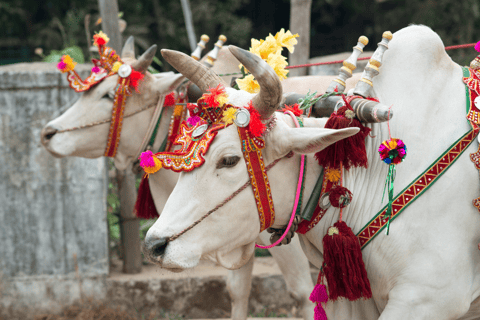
[{"left": 1, "top": 257, "right": 313, "bottom": 320}]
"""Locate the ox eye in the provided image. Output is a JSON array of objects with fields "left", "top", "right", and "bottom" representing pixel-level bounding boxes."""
[
  {"left": 217, "top": 155, "right": 240, "bottom": 169},
  {"left": 102, "top": 90, "right": 115, "bottom": 100}
]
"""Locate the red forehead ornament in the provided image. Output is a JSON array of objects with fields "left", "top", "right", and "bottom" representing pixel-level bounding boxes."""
[{"left": 57, "top": 31, "right": 145, "bottom": 157}]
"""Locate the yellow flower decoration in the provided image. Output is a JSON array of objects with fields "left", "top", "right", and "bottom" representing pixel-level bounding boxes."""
[
  {"left": 257, "top": 35, "right": 280, "bottom": 60},
  {"left": 267, "top": 51, "right": 289, "bottom": 80},
  {"left": 325, "top": 168, "right": 341, "bottom": 182},
  {"left": 274, "top": 28, "right": 299, "bottom": 53},
  {"left": 222, "top": 107, "right": 237, "bottom": 125},
  {"left": 236, "top": 74, "right": 260, "bottom": 94}
]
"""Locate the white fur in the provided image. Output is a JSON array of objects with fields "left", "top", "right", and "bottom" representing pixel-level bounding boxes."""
[
  {"left": 146, "top": 25, "right": 480, "bottom": 319},
  {"left": 42, "top": 66, "right": 317, "bottom": 319}
]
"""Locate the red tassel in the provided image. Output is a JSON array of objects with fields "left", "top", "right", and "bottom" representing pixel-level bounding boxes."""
[
  {"left": 164, "top": 92, "right": 176, "bottom": 107},
  {"left": 129, "top": 70, "right": 145, "bottom": 92},
  {"left": 282, "top": 103, "right": 303, "bottom": 116},
  {"left": 314, "top": 97, "right": 371, "bottom": 170},
  {"left": 328, "top": 186, "right": 353, "bottom": 208},
  {"left": 322, "top": 221, "right": 372, "bottom": 301},
  {"left": 134, "top": 176, "right": 159, "bottom": 219}
]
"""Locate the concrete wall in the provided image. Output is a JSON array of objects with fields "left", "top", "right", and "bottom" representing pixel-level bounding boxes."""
[{"left": 0, "top": 63, "right": 108, "bottom": 316}]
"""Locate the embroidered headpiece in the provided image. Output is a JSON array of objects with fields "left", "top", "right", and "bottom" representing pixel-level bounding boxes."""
[
  {"left": 139, "top": 84, "right": 267, "bottom": 173},
  {"left": 57, "top": 31, "right": 145, "bottom": 157}
]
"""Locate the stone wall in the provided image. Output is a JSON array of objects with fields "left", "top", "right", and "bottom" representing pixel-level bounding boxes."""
[{"left": 0, "top": 62, "right": 108, "bottom": 317}]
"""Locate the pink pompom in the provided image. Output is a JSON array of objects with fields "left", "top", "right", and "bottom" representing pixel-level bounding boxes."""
[
  {"left": 57, "top": 61, "right": 66, "bottom": 70},
  {"left": 92, "top": 66, "right": 101, "bottom": 73},
  {"left": 475, "top": 41, "right": 480, "bottom": 53},
  {"left": 187, "top": 116, "right": 201, "bottom": 127},
  {"left": 314, "top": 304, "right": 328, "bottom": 320},
  {"left": 139, "top": 150, "right": 155, "bottom": 168},
  {"left": 310, "top": 284, "right": 328, "bottom": 303}
]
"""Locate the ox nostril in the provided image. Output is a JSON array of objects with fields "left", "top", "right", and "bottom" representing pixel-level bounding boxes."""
[
  {"left": 41, "top": 126, "right": 58, "bottom": 143},
  {"left": 148, "top": 238, "right": 168, "bottom": 257}
]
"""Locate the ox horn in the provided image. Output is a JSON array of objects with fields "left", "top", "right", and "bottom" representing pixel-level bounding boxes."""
[
  {"left": 161, "top": 49, "right": 225, "bottom": 92},
  {"left": 132, "top": 45, "right": 157, "bottom": 73},
  {"left": 121, "top": 36, "right": 135, "bottom": 59},
  {"left": 228, "top": 45, "right": 282, "bottom": 120}
]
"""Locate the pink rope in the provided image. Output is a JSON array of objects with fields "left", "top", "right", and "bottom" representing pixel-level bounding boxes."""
[{"left": 255, "top": 111, "right": 305, "bottom": 249}]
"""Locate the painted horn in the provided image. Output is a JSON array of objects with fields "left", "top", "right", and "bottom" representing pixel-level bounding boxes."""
[
  {"left": 228, "top": 45, "right": 283, "bottom": 120},
  {"left": 161, "top": 49, "right": 225, "bottom": 92},
  {"left": 121, "top": 36, "right": 135, "bottom": 59},
  {"left": 283, "top": 93, "right": 393, "bottom": 123},
  {"left": 132, "top": 45, "right": 157, "bottom": 73}
]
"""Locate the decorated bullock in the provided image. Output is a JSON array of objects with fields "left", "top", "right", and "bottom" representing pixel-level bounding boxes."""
[
  {"left": 142, "top": 25, "right": 480, "bottom": 319},
  {"left": 38, "top": 31, "right": 368, "bottom": 319}
]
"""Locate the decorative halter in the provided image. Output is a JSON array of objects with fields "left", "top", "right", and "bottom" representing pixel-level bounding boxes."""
[
  {"left": 57, "top": 31, "right": 145, "bottom": 157},
  {"left": 140, "top": 84, "right": 276, "bottom": 232}
]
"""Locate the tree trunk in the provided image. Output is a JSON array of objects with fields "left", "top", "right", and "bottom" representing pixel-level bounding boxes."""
[
  {"left": 98, "top": 0, "right": 122, "bottom": 52},
  {"left": 116, "top": 166, "right": 142, "bottom": 274},
  {"left": 98, "top": 0, "right": 142, "bottom": 274},
  {"left": 289, "top": 0, "right": 312, "bottom": 77}
]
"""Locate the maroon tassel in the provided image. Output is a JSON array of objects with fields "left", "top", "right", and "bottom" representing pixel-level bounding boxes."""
[
  {"left": 314, "top": 97, "right": 371, "bottom": 170},
  {"left": 322, "top": 221, "right": 372, "bottom": 301},
  {"left": 134, "top": 176, "right": 159, "bottom": 219}
]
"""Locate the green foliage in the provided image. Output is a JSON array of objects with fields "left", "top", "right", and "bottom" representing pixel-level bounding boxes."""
[{"left": 43, "top": 45, "right": 85, "bottom": 63}]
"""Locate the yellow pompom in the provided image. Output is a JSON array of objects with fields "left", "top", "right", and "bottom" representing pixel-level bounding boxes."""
[
  {"left": 325, "top": 168, "right": 341, "bottom": 182},
  {"left": 173, "top": 105, "right": 184, "bottom": 116},
  {"left": 112, "top": 61, "right": 122, "bottom": 73},
  {"left": 143, "top": 157, "right": 163, "bottom": 175},
  {"left": 222, "top": 107, "right": 237, "bottom": 125},
  {"left": 57, "top": 55, "right": 77, "bottom": 73},
  {"left": 216, "top": 94, "right": 229, "bottom": 107}
]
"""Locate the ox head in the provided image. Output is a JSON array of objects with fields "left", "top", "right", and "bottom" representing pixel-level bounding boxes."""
[
  {"left": 40, "top": 37, "right": 185, "bottom": 170},
  {"left": 143, "top": 46, "right": 359, "bottom": 272}
]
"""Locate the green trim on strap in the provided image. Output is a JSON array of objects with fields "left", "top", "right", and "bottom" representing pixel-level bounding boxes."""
[
  {"left": 148, "top": 108, "right": 166, "bottom": 148},
  {"left": 357, "top": 69, "right": 476, "bottom": 249},
  {"left": 357, "top": 129, "right": 476, "bottom": 248}
]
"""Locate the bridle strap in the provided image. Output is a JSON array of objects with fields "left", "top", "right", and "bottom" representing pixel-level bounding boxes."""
[
  {"left": 238, "top": 127, "right": 275, "bottom": 232},
  {"left": 133, "top": 94, "right": 166, "bottom": 160}
]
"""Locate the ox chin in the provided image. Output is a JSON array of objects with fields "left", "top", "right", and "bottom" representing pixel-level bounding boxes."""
[{"left": 214, "top": 242, "right": 256, "bottom": 270}]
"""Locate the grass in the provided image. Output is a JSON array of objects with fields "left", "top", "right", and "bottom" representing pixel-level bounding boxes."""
[{"left": 249, "top": 307, "right": 288, "bottom": 318}]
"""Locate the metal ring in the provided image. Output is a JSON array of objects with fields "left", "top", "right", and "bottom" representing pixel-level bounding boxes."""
[{"left": 319, "top": 192, "right": 331, "bottom": 210}]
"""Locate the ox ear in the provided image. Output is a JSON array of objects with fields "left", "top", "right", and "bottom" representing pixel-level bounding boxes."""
[
  {"left": 215, "top": 242, "right": 255, "bottom": 270},
  {"left": 153, "top": 73, "right": 185, "bottom": 94},
  {"left": 270, "top": 120, "right": 360, "bottom": 158}
]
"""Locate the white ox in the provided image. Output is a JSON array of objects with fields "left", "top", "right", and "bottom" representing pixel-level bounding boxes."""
[
  {"left": 144, "top": 25, "right": 480, "bottom": 319},
  {"left": 40, "top": 38, "right": 361, "bottom": 319}
]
